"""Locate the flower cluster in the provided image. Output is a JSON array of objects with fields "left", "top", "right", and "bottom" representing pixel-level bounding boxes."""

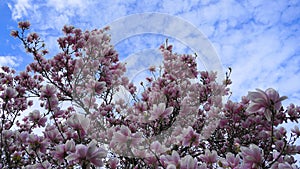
[{"left": 0, "top": 21, "right": 299, "bottom": 168}]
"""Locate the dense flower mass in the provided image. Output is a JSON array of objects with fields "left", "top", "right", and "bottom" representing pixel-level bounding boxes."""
[{"left": 0, "top": 21, "right": 299, "bottom": 168}]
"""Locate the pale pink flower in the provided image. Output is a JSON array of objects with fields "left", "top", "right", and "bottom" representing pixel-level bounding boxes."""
[
  {"left": 247, "top": 88, "right": 287, "bottom": 121},
  {"left": 149, "top": 103, "right": 173, "bottom": 121},
  {"left": 150, "top": 141, "right": 167, "bottom": 155},
  {"left": 110, "top": 125, "right": 142, "bottom": 152},
  {"left": 18, "top": 21, "right": 30, "bottom": 29},
  {"left": 160, "top": 150, "right": 180, "bottom": 167},
  {"left": 277, "top": 163, "right": 297, "bottom": 169},
  {"left": 240, "top": 144, "right": 263, "bottom": 168},
  {"left": 27, "top": 134, "right": 48, "bottom": 154},
  {"left": 53, "top": 140, "right": 76, "bottom": 163},
  {"left": 66, "top": 140, "right": 107, "bottom": 167},
  {"left": 181, "top": 126, "right": 200, "bottom": 146},
  {"left": 220, "top": 153, "right": 240, "bottom": 168},
  {"left": 53, "top": 144, "right": 66, "bottom": 163},
  {"left": 291, "top": 126, "right": 300, "bottom": 137},
  {"left": 65, "top": 140, "right": 76, "bottom": 152},
  {"left": 94, "top": 81, "right": 106, "bottom": 94},
  {"left": 28, "top": 110, "right": 47, "bottom": 127},
  {"left": 40, "top": 84, "right": 56, "bottom": 99},
  {"left": 67, "top": 113, "right": 90, "bottom": 136},
  {"left": 166, "top": 164, "right": 176, "bottom": 169},
  {"left": 180, "top": 155, "right": 198, "bottom": 169},
  {"left": 1, "top": 87, "right": 18, "bottom": 100},
  {"left": 200, "top": 149, "right": 218, "bottom": 164},
  {"left": 109, "top": 158, "right": 119, "bottom": 169}
]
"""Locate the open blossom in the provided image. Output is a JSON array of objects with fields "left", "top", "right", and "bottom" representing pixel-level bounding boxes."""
[
  {"left": 18, "top": 21, "right": 30, "bottom": 29},
  {"left": 161, "top": 150, "right": 180, "bottom": 167},
  {"left": 53, "top": 140, "right": 76, "bottom": 163},
  {"left": 200, "top": 149, "right": 218, "bottom": 164},
  {"left": 180, "top": 155, "right": 198, "bottom": 169},
  {"left": 219, "top": 153, "right": 240, "bottom": 168},
  {"left": 40, "top": 84, "right": 56, "bottom": 99},
  {"left": 149, "top": 103, "right": 173, "bottom": 121},
  {"left": 27, "top": 134, "right": 48, "bottom": 154},
  {"left": 181, "top": 126, "right": 200, "bottom": 146},
  {"left": 28, "top": 110, "right": 47, "bottom": 127},
  {"left": 67, "top": 113, "right": 90, "bottom": 136},
  {"left": 291, "top": 126, "right": 300, "bottom": 137},
  {"left": 246, "top": 88, "right": 287, "bottom": 121},
  {"left": 66, "top": 140, "right": 107, "bottom": 167},
  {"left": 1, "top": 87, "right": 18, "bottom": 100},
  {"left": 240, "top": 144, "right": 263, "bottom": 168},
  {"left": 150, "top": 141, "right": 167, "bottom": 155},
  {"left": 110, "top": 126, "right": 142, "bottom": 152}
]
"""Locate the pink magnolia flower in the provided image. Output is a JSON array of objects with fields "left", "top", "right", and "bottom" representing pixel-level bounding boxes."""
[
  {"left": 181, "top": 126, "right": 200, "bottom": 147},
  {"left": 28, "top": 110, "right": 47, "bottom": 127},
  {"left": 1, "top": 87, "right": 18, "bottom": 100},
  {"left": 18, "top": 21, "right": 30, "bottom": 29},
  {"left": 149, "top": 103, "right": 173, "bottom": 121},
  {"left": 247, "top": 88, "right": 287, "bottom": 121},
  {"left": 53, "top": 140, "right": 75, "bottom": 163},
  {"left": 10, "top": 30, "right": 18, "bottom": 37},
  {"left": 53, "top": 144, "right": 66, "bottom": 163},
  {"left": 240, "top": 144, "right": 263, "bottom": 168},
  {"left": 150, "top": 141, "right": 167, "bottom": 155},
  {"left": 110, "top": 126, "right": 142, "bottom": 152},
  {"left": 160, "top": 151, "right": 180, "bottom": 167},
  {"left": 40, "top": 84, "right": 56, "bottom": 99},
  {"left": 67, "top": 113, "right": 90, "bottom": 136},
  {"left": 109, "top": 158, "right": 119, "bottom": 169},
  {"left": 220, "top": 153, "right": 240, "bottom": 168},
  {"left": 27, "top": 134, "right": 48, "bottom": 154},
  {"left": 291, "top": 126, "right": 300, "bottom": 137},
  {"left": 180, "top": 155, "right": 198, "bottom": 169},
  {"left": 200, "top": 149, "right": 218, "bottom": 164},
  {"left": 94, "top": 81, "right": 106, "bottom": 94},
  {"left": 66, "top": 140, "right": 107, "bottom": 167}
]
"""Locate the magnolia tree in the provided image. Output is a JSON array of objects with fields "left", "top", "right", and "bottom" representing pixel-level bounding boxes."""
[{"left": 0, "top": 21, "right": 300, "bottom": 169}]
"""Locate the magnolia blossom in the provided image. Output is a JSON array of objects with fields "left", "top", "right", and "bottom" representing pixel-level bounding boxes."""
[
  {"left": 40, "top": 84, "right": 56, "bottom": 99},
  {"left": 53, "top": 140, "right": 76, "bottom": 163},
  {"left": 219, "top": 153, "right": 240, "bottom": 168},
  {"left": 28, "top": 110, "right": 47, "bottom": 127},
  {"left": 200, "top": 149, "right": 218, "bottom": 164},
  {"left": 1, "top": 87, "right": 18, "bottom": 100},
  {"left": 110, "top": 126, "right": 142, "bottom": 153},
  {"left": 66, "top": 140, "right": 107, "bottom": 167},
  {"left": 160, "top": 150, "right": 180, "bottom": 167},
  {"left": 150, "top": 141, "right": 167, "bottom": 155},
  {"left": 149, "top": 103, "right": 173, "bottom": 121},
  {"left": 181, "top": 126, "right": 200, "bottom": 146},
  {"left": 67, "top": 113, "right": 90, "bottom": 136},
  {"left": 291, "top": 126, "right": 300, "bottom": 137},
  {"left": 179, "top": 155, "right": 198, "bottom": 169},
  {"left": 240, "top": 144, "right": 263, "bottom": 168},
  {"left": 247, "top": 88, "right": 287, "bottom": 121}
]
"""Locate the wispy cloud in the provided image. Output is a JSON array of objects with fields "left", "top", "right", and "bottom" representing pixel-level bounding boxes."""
[
  {"left": 7, "top": 0, "right": 31, "bottom": 20},
  {"left": 0, "top": 56, "right": 19, "bottom": 67}
]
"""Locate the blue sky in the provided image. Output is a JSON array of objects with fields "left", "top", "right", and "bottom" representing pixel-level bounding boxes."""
[{"left": 1, "top": 0, "right": 300, "bottom": 105}]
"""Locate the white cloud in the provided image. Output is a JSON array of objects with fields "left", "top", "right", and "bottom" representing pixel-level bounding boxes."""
[
  {"left": 0, "top": 56, "right": 19, "bottom": 67},
  {"left": 46, "top": 0, "right": 86, "bottom": 11},
  {"left": 7, "top": 0, "right": 32, "bottom": 20}
]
